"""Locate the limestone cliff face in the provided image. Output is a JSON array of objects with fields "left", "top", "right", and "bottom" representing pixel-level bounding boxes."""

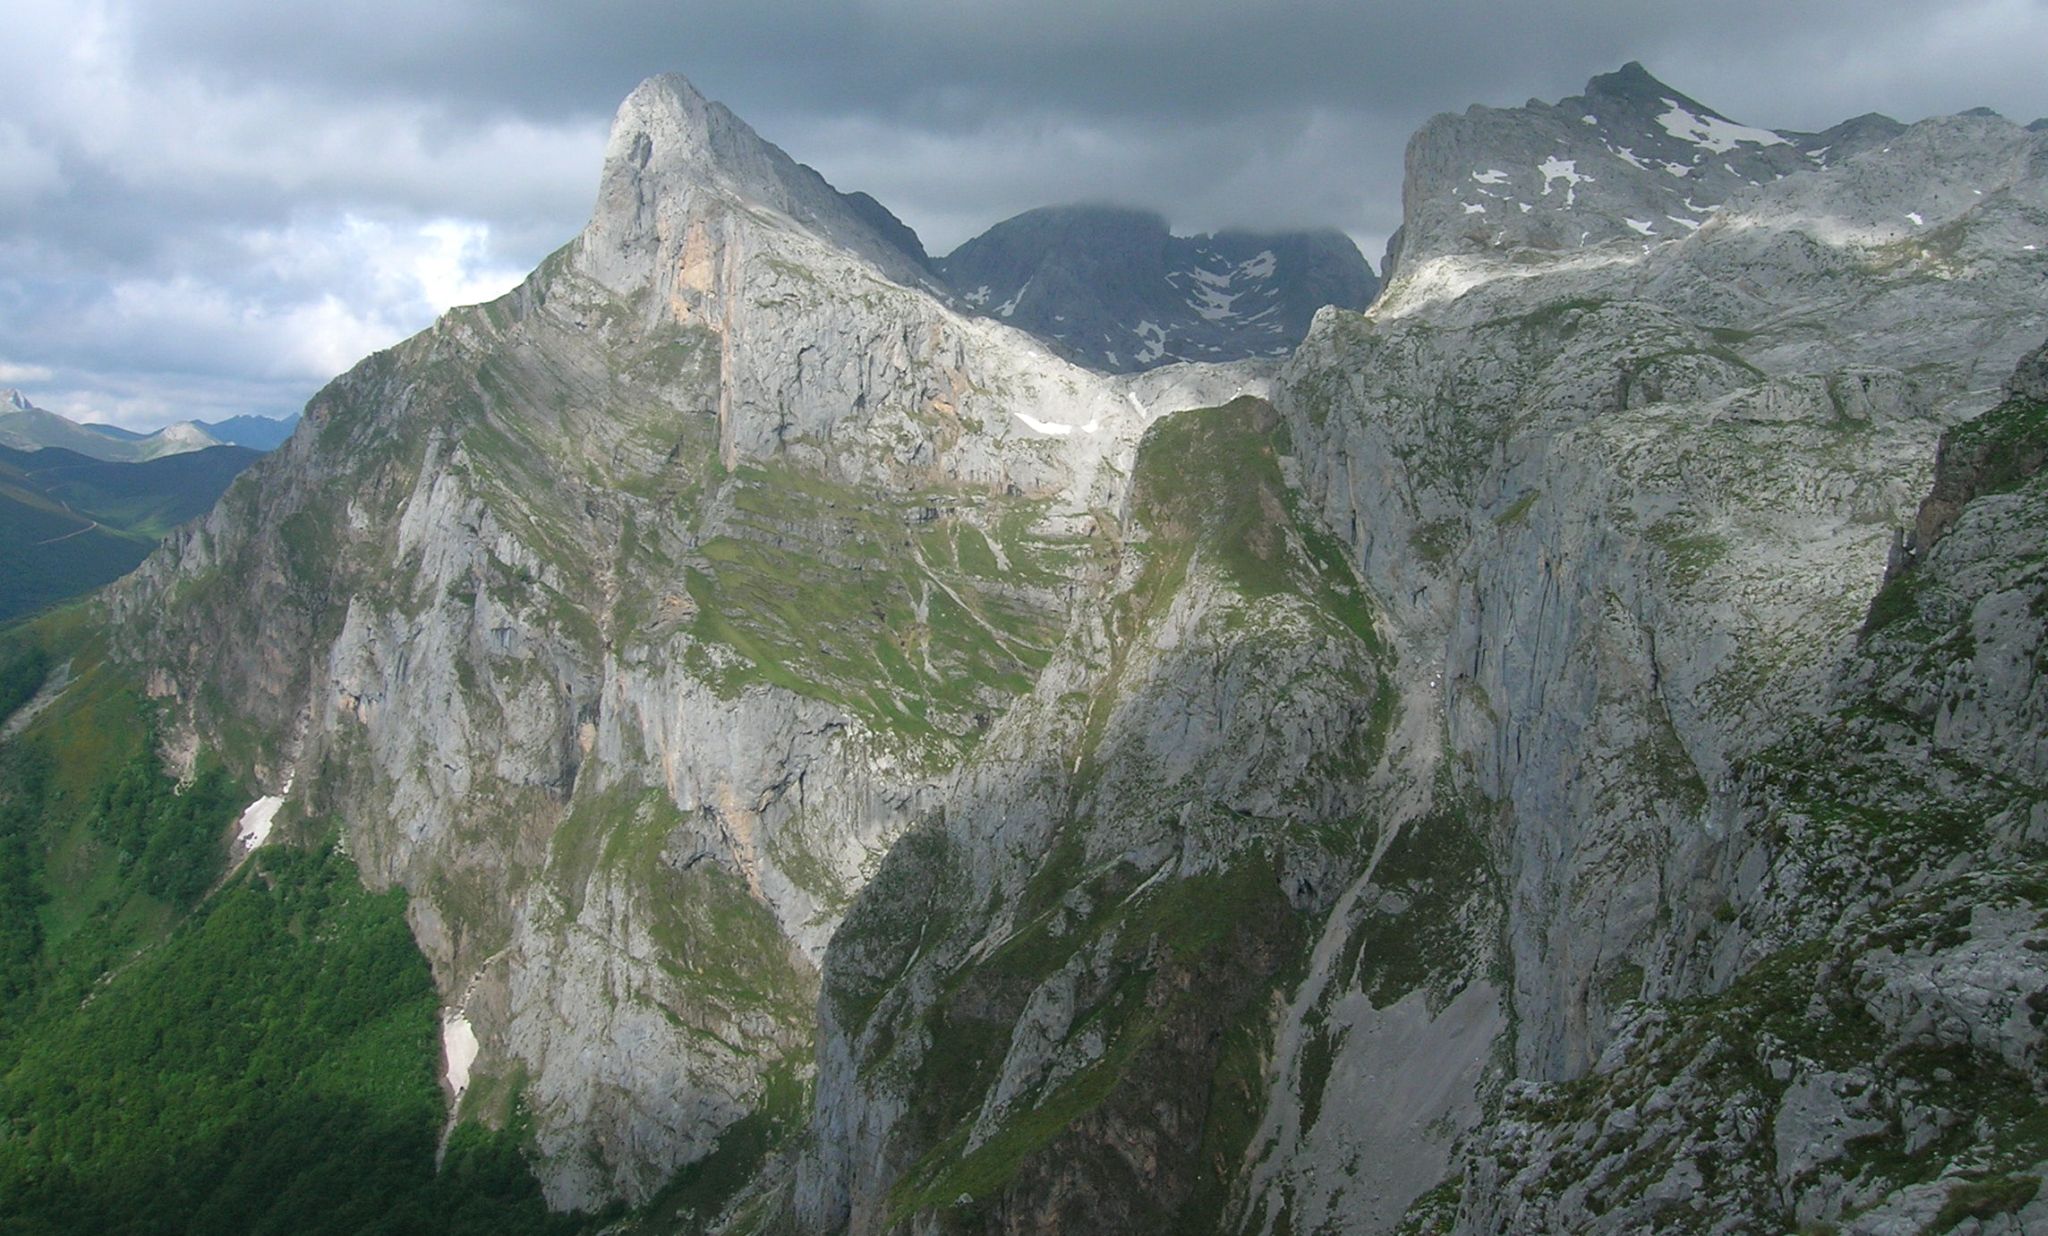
[
  {"left": 89, "top": 63, "right": 2048, "bottom": 1234},
  {"left": 1251, "top": 74, "right": 2048, "bottom": 1234},
  {"left": 106, "top": 73, "right": 1268, "bottom": 1210}
]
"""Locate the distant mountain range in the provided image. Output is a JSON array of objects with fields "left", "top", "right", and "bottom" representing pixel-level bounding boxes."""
[
  {"left": 0, "top": 389, "right": 299, "bottom": 461},
  {"left": 0, "top": 391, "right": 285, "bottom": 621}
]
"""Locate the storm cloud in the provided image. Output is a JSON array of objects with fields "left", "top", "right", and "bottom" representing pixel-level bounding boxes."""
[{"left": 5, "top": 0, "right": 2045, "bottom": 428}]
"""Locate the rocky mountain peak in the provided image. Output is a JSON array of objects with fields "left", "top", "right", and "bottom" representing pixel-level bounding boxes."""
[
  {"left": 936, "top": 203, "right": 1376, "bottom": 372},
  {"left": 1382, "top": 61, "right": 1823, "bottom": 289},
  {"left": 1584, "top": 60, "right": 1694, "bottom": 107},
  {"left": 4, "top": 388, "right": 31, "bottom": 412},
  {"left": 575, "top": 73, "right": 934, "bottom": 301},
  {"left": 9, "top": 60, "right": 2048, "bottom": 1234},
  {"left": 1376, "top": 61, "right": 2044, "bottom": 324}
]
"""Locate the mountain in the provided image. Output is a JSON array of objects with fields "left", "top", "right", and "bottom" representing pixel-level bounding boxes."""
[
  {"left": 937, "top": 205, "right": 1378, "bottom": 372},
  {"left": 0, "top": 63, "right": 2044, "bottom": 1236},
  {"left": 0, "top": 389, "right": 296, "bottom": 461},
  {"left": 198, "top": 412, "right": 300, "bottom": 450},
  {"left": 0, "top": 441, "right": 263, "bottom": 622}
]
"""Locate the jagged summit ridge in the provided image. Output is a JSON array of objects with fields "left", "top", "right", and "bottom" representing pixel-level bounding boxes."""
[
  {"left": 577, "top": 73, "right": 934, "bottom": 299},
  {"left": 1383, "top": 61, "right": 1844, "bottom": 283},
  {"left": 1375, "top": 62, "right": 2046, "bottom": 356},
  {"left": 575, "top": 74, "right": 1373, "bottom": 377}
]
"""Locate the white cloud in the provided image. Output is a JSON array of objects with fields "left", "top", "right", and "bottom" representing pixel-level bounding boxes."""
[
  {"left": 0, "top": 124, "right": 66, "bottom": 205},
  {"left": 0, "top": 361, "right": 56, "bottom": 384},
  {"left": 82, "top": 212, "right": 529, "bottom": 387}
]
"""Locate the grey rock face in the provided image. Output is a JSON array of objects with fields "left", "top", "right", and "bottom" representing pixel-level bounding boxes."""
[
  {"left": 80, "top": 60, "right": 2048, "bottom": 1235},
  {"left": 101, "top": 67, "right": 1287, "bottom": 1215},
  {"left": 1254, "top": 66, "right": 2048, "bottom": 1236},
  {"left": 1388, "top": 61, "right": 1838, "bottom": 283},
  {"left": 936, "top": 205, "right": 1378, "bottom": 373}
]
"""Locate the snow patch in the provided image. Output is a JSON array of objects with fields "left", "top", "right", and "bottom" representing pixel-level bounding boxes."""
[
  {"left": 1517, "top": 202, "right": 1532, "bottom": 213},
  {"left": 1187, "top": 283, "right": 1240, "bottom": 321},
  {"left": 1471, "top": 169, "right": 1510, "bottom": 184},
  {"left": 235, "top": 795, "right": 286, "bottom": 850},
  {"left": 1666, "top": 215, "right": 1702, "bottom": 232},
  {"left": 1655, "top": 100, "right": 1786, "bottom": 154},
  {"left": 1905, "top": 212, "right": 1924, "bottom": 226},
  {"left": 1581, "top": 115, "right": 1599, "bottom": 126},
  {"left": 1538, "top": 156, "right": 1589, "bottom": 207},
  {"left": 443, "top": 1014, "right": 479, "bottom": 1095},
  {"left": 1375, "top": 249, "right": 1641, "bottom": 320},
  {"left": 964, "top": 285, "right": 991, "bottom": 307},
  {"left": 1611, "top": 145, "right": 1650, "bottom": 171},
  {"left": 1463, "top": 202, "right": 1486, "bottom": 215},
  {"left": 1538, "top": 156, "right": 1586, "bottom": 189},
  {"left": 1625, "top": 218, "right": 1656, "bottom": 236},
  {"left": 996, "top": 276, "right": 1032, "bottom": 318},
  {"left": 1132, "top": 320, "right": 1167, "bottom": 365},
  {"left": 1236, "top": 250, "right": 1277, "bottom": 279},
  {"left": 1015, "top": 409, "right": 1104, "bottom": 437}
]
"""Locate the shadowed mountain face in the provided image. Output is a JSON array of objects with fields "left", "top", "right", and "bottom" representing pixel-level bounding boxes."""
[
  {"left": 936, "top": 205, "right": 1378, "bottom": 372},
  {"left": 0, "top": 61, "right": 2045, "bottom": 1236}
]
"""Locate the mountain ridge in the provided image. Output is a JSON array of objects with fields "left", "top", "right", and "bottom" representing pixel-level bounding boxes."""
[
  {"left": 0, "top": 62, "right": 2043, "bottom": 1236},
  {"left": 0, "top": 388, "right": 299, "bottom": 461},
  {"left": 934, "top": 204, "right": 1378, "bottom": 373}
]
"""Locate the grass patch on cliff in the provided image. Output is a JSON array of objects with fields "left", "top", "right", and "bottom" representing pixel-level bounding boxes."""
[
  {"left": 647, "top": 860, "right": 816, "bottom": 1023},
  {"left": 1335, "top": 772, "right": 1499, "bottom": 1012},
  {"left": 884, "top": 851, "right": 1305, "bottom": 1228},
  {"left": 1127, "top": 397, "right": 1386, "bottom": 657},
  {"left": 1941, "top": 396, "right": 2048, "bottom": 499},
  {"left": 1078, "top": 396, "right": 1393, "bottom": 777},
  {"left": 1645, "top": 513, "right": 1730, "bottom": 587},
  {"left": 1932, "top": 1174, "right": 2041, "bottom": 1230},
  {"left": 681, "top": 462, "right": 1064, "bottom": 757}
]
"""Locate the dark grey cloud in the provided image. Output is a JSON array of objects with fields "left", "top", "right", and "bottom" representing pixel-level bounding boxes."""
[{"left": 4, "top": 0, "right": 2044, "bottom": 429}]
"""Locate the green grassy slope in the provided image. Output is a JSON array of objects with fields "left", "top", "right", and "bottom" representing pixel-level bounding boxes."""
[
  {"left": 0, "top": 444, "right": 263, "bottom": 623},
  {"left": 0, "top": 617, "right": 584, "bottom": 1235}
]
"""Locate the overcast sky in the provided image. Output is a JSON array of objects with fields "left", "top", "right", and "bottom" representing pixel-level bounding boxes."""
[{"left": 5, "top": 0, "right": 2045, "bottom": 430}]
